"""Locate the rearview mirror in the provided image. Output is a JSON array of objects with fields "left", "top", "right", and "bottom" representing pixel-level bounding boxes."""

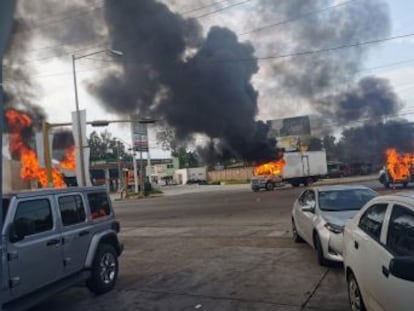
[
  {"left": 8, "top": 222, "right": 25, "bottom": 243},
  {"left": 389, "top": 257, "right": 414, "bottom": 282},
  {"left": 302, "top": 201, "right": 316, "bottom": 213}
]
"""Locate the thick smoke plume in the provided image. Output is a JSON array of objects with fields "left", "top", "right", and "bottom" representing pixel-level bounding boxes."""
[
  {"left": 8, "top": 0, "right": 402, "bottom": 163},
  {"left": 89, "top": 0, "right": 276, "bottom": 162},
  {"left": 3, "top": 18, "right": 45, "bottom": 128},
  {"left": 319, "top": 77, "right": 402, "bottom": 125}
]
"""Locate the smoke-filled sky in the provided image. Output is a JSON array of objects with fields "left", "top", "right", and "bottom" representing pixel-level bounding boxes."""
[{"left": 4, "top": 0, "right": 414, "bottom": 160}]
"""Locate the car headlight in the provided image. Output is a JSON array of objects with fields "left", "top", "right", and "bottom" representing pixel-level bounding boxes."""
[{"left": 324, "top": 223, "right": 344, "bottom": 234}]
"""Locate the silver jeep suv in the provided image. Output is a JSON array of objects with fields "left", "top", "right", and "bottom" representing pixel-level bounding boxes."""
[{"left": 1, "top": 187, "right": 123, "bottom": 310}]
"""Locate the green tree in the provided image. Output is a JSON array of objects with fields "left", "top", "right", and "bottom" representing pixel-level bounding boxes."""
[
  {"left": 88, "top": 130, "right": 131, "bottom": 162},
  {"left": 323, "top": 135, "right": 338, "bottom": 161},
  {"left": 173, "top": 147, "right": 200, "bottom": 168}
]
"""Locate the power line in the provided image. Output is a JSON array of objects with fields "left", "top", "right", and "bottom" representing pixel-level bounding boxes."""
[
  {"left": 194, "top": 0, "right": 253, "bottom": 19},
  {"left": 180, "top": 0, "right": 231, "bottom": 15},
  {"left": 15, "top": 0, "right": 251, "bottom": 62},
  {"left": 6, "top": 33, "right": 414, "bottom": 83},
  {"left": 239, "top": 0, "right": 358, "bottom": 36}
]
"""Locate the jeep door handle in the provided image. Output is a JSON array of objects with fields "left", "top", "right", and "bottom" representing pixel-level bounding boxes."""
[
  {"left": 354, "top": 240, "right": 359, "bottom": 249},
  {"left": 46, "top": 239, "right": 60, "bottom": 246},
  {"left": 79, "top": 230, "right": 90, "bottom": 237}
]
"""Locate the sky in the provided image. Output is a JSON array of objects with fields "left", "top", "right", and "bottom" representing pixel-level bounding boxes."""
[{"left": 7, "top": 0, "right": 414, "bottom": 159}]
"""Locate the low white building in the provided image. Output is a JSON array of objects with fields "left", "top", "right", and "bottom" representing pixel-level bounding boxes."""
[
  {"left": 174, "top": 167, "right": 207, "bottom": 185},
  {"left": 146, "top": 157, "right": 180, "bottom": 185}
]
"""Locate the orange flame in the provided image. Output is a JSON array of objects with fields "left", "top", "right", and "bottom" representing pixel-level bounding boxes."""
[
  {"left": 254, "top": 158, "right": 286, "bottom": 176},
  {"left": 386, "top": 148, "right": 411, "bottom": 181},
  {"left": 60, "top": 145, "right": 76, "bottom": 171},
  {"left": 5, "top": 109, "right": 66, "bottom": 188}
]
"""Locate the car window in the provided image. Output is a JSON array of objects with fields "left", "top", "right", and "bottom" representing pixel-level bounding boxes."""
[
  {"left": 58, "top": 195, "right": 86, "bottom": 226},
  {"left": 299, "top": 190, "right": 315, "bottom": 206},
  {"left": 14, "top": 199, "right": 53, "bottom": 237},
  {"left": 359, "top": 203, "right": 388, "bottom": 241},
  {"left": 87, "top": 192, "right": 111, "bottom": 219},
  {"left": 387, "top": 205, "right": 414, "bottom": 257}
]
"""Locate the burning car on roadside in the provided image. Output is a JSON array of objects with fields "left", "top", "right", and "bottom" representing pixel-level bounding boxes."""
[{"left": 379, "top": 148, "right": 414, "bottom": 188}]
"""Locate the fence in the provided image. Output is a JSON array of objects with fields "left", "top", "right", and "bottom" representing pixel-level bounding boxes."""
[{"left": 207, "top": 167, "right": 254, "bottom": 182}]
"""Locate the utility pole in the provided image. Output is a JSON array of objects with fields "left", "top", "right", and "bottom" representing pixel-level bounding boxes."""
[
  {"left": 0, "top": 2, "right": 17, "bottom": 310},
  {"left": 72, "top": 55, "right": 86, "bottom": 187},
  {"left": 130, "top": 124, "right": 139, "bottom": 193},
  {"left": 42, "top": 122, "right": 54, "bottom": 187},
  {"left": 139, "top": 134, "right": 144, "bottom": 195}
]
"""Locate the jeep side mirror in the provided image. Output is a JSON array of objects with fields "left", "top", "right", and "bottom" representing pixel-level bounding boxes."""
[
  {"left": 389, "top": 257, "right": 414, "bottom": 282},
  {"left": 8, "top": 222, "right": 25, "bottom": 243}
]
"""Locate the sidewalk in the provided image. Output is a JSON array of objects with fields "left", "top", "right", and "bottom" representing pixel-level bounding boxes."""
[{"left": 316, "top": 174, "right": 377, "bottom": 186}]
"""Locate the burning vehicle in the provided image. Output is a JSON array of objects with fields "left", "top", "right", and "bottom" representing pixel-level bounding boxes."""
[
  {"left": 5, "top": 109, "right": 76, "bottom": 189},
  {"left": 251, "top": 151, "right": 328, "bottom": 191},
  {"left": 379, "top": 148, "right": 414, "bottom": 188}
]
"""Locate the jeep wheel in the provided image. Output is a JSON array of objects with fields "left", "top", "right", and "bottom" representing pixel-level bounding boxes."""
[{"left": 87, "top": 244, "right": 119, "bottom": 295}]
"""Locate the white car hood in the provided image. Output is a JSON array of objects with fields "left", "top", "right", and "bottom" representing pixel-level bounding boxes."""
[{"left": 320, "top": 210, "right": 359, "bottom": 226}]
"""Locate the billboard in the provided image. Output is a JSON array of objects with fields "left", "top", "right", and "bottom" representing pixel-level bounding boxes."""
[
  {"left": 131, "top": 122, "right": 149, "bottom": 152},
  {"left": 267, "top": 116, "right": 312, "bottom": 152}
]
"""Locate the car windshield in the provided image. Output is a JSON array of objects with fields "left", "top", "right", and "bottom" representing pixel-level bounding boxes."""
[{"left": 318, "top": 189, "right": 376, "bottom": 212}]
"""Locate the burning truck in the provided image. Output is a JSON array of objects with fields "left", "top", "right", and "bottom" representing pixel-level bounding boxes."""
[
  {"left": 379, "top": 148, "right": 414, "bottom": 188},
  {"left": 251, "top": 150, "right": 328, "bottom": 191},
  {"left": 5, "top": 109, "right": 76, "bottom": 189}
]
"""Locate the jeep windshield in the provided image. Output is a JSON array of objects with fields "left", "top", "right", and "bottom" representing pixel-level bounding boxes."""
[{"left": 318, "top": 189, "right": 377, "bottom": 212}]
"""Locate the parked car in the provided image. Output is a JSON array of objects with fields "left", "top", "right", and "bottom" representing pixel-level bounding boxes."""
[
  {"left": 327, "top": 161, "right": 350, "bottom": 178},
  {"left": 291, "top": 185, "right": 377, "bottom": 266},
  {"left": 1, "top": 187, "right": 123, "bottom": 310},
  {"left": 343, "top": 193, "right": 414, "bottom": 311}
]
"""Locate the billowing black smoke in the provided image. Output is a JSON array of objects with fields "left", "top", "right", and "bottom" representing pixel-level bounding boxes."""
[
  {"left": 8, "top": 0, "right": 402, "bottom": 163},
  {"left": 336, "top": 120, "right": 414, "bottom": 166},
  {"left": 89, "top": 0, "right": 276, "bottom": 162},
  {"left": 3, "top": 18, "right": 46, "bottom": 128},
  {"left": 318, "top": 77, "right": 402, "bottom": 125}
]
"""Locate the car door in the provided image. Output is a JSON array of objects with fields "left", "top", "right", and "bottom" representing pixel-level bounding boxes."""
[
  {"left": 378, "top": 204, "right": 414, "bottom": 311},
  {"left": 57, "top": 193, "right": 93, "bottom": 277},
  {"left": 294, "top": 190, "right": 316, "bottom": 245},
  {"left": 7, "top": 197, "right": 63, "bottom": 298},
  {"left": 350, "top": 203, "right": 389, "bottom": 311}
]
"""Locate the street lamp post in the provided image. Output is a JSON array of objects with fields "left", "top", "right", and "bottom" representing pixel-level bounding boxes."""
[{"left": 72, "top": 48, "right": 123, "bottom": 187}]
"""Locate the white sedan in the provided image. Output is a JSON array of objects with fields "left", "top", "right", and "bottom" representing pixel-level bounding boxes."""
[
  {"left": 343, "top": 193, "right": 414, "bottom": 311},
  {"left": 292, "top": 185, "right": 377, "bottom": 266}
]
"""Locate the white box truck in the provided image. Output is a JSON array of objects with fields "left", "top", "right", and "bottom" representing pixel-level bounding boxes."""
[
  {"left": 250, "top": 151, "right": 327, "bottom": 191},
  {"left": 283, "top": 151, "right": 327, "bottom": 187}
]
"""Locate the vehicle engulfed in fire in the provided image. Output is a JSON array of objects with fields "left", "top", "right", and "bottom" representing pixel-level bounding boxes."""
[
  {"left": 379, "top": 148, "right": 414, "bottom": 188},
  {"left": 251, "top": 151, "right": 328, "bottom": 191}
]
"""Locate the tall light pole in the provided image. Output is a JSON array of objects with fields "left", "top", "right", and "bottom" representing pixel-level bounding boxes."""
[{"left": 72, "top": 48, "right": 123, "bottom": 186}]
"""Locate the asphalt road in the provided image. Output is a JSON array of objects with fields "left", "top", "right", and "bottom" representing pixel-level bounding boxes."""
[{"left": 32, "top": 179, "right": 400, "bottom": 311}]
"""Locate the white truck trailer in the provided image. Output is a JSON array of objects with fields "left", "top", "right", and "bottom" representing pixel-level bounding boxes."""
[
  {"left": 283, "top": 151, "right": 327, "bottom": 187},
  {"left": 250, "top": 151, "right": 327, "bottom": 191}
]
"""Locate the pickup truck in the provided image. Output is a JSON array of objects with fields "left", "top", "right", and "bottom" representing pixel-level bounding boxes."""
[{"left": 1, "top": 187, "right": 123, "bottom": 310}]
